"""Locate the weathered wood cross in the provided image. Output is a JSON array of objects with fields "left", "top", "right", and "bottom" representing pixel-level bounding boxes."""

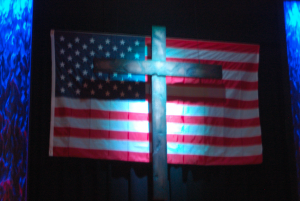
[{"left": 94, "top": 26, "right": 222, "bottom": 200}]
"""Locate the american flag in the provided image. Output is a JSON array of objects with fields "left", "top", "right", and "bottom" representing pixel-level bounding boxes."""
[{"left": 49, "top": 30, "right": 262, "bottom": 165}]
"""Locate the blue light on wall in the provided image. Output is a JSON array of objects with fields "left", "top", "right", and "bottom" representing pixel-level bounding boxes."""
[
  {"left": 0, "top": 0, "right": 32, "bottom": 200},
  {"left": 284, "top": 1, "right": 300, "bottom": 197}
]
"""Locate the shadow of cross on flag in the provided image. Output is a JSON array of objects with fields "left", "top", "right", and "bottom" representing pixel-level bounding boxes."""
[{"left": 93, "top": 26, "right": 222, "bottom": 201}]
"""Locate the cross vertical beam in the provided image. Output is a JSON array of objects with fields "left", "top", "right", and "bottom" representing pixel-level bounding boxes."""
[
  {"left": 151, "top": 26, "right": 168, "bottom": 200},
  {"left": 93, "top": 26, "right": 223, "bottom": 201}
]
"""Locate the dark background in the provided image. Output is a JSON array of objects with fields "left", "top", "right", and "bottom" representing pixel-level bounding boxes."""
[{"left": 28, "top": 0, "right": 298, "bottom": 200}]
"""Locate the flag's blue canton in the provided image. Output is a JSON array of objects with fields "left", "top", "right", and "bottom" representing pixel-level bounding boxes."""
[{"left": 54, "top": 31, "right": 146, "bottom": 99}]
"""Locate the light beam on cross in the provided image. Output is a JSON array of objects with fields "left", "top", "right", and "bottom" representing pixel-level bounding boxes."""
[{"left": 94, "top": 26, "right": 222, "bottom": 200}]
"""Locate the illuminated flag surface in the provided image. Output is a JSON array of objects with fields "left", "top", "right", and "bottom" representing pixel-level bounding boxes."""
[{"left": 49, "top": 30, "right": 262, "bottom": 165}]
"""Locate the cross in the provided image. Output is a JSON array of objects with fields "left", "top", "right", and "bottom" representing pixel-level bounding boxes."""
[{"left": 94, "top": 26, "right": 222, "bottom": 200}]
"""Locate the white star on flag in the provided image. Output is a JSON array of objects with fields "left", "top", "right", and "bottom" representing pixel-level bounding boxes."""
[
  {"left": 128, "top": 85, "right": 132, "bottom": 91},
  {"left": 90, "top": 38, "right": 95, "bottom": 43},
  {"left": 60, "top": 87, "right": 65, "bottom": 93},
  {"left": 113, "top": 46, "right": 118, "bottom": 51},
  {"left": 120, "top": 39, "right": 125, "bottom": 45},
  {"left": 106, "top": 78, "right": 110, "bottom": 83},
  {"left": 76, "top": 76, "right": 80, "bottom": 81},
  {"left": 75, "top": 37, "right": 80, "bottom": 43},
  {"left": 82, "top": 44, "right": 87, "bottom": 50},
  {"left": 60, "top": 62, "right": 65, "bottom": 67},
  {"left": 120, "top": 52, "right": 125, "bottom": 58},
  {"left": 134, "top": 53, "right": 140, "bottom": 59},
  {"left": 98, "top": 44, "right": 103, "bottom": 50},
  {"left": 91, "top": 77, "right": 95, "bottom": 82},
  {"left": 135, "top": 92, "right": 139, "bottom": 98},
  {"left": 106, "top": 91, "right": 110, "bottom": 96},
  {"left": 90, "top": 64, "right": 94, "bottom": 69},
  {"left": 113, "top": 84, "right": 118, "bottom": 90},
  {"left": 60, "top": 36, "right": 64, "bottom": 41},
  {"left": 67, "top": 56, "right": 72, "bottom": 61},
  {"left": 75, "top": 63, "right": 80, "bottom": 68},
  {"left": 91, "top": 90, "right": 95, "bottom": 95},
  {"left": 113, "top": 73, "right": 118, "bottom": 77},
  {"left": 60, "top": 49, "right": 65, "bottom": 54},
  {"left": 120, "top": 91, "right": 125, "bottom": 97},
  {"left": 127, "top": 46, "right": 132, "bottom": 52},
  {"left": 90, "top": 50, "right": 95, "bottom": 56},
  {"left": 68, "top": 82, "right": 73, "bottom": 87},
  {"left": 83, "top": 70, "right": 88, "bottom": 76},
  {"left": 135, "top": 40, "right": 139, "bottom": 46},
  {"left": 106, "top": 52, "right": 110, "bottom": 58},
  {"left": 68, "top": 43, "right": 72, "bottom": 48},
  {"left": 83, "top": 57, "right": 87, "bottom": 62},
  {"left": 98, "top": 84, "right": 103, "bottom": 89},
  {"left": 75, "top": 50, "right": 80, "bottom": 56},
  {"left": 83, "top": 83, "right": 88, "bottom": 88},
  {"left": 105, "top": 38, "right": 110, "bottom": 44},
  {"left": 98, "top": 72, "right": 102, "bottom": 76},
  {"left": 76, "top": 89, "right": 80, "bottom": 95},
  {"left": 128, "top": 73, "right": 132, "bottom": 78},
  {"left": 68, "top": 69, "right": 73, "bottom": 74},
  {"left": 60, "top": 75, "right": 65, "bottom": 80}
]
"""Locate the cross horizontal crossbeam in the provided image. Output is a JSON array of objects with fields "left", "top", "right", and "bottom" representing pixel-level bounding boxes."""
[{"left": 93, "top": 58, "right": 222, "bottom": 79}]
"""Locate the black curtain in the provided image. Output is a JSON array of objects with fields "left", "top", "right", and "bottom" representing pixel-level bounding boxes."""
[{"left": 28, "top": 0, "right": 298, "bottom": 200}]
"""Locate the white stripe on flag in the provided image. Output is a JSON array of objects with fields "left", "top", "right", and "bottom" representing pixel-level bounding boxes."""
[
  {"left": 222, "top": 70, "right": 258, "bottom": 82},
  {"left": 53, "top": 137, "right": 150, "bottom": 153},
  {"left": 49, "top": 30, "right": 56, "bottom": 156},
  {"left": 166, "top": 103, "right": 259, "bottom": 119},
  {"left": 55, "top": 97, "right": 149, "bottom": 113},
  {"left": 54, "top": 117, "right": 150, "bottom": 133},
  {"left": 225, "top": 89, "right": 258, "bottom": 101},
  {"left": 198, "top": 49, "right": 259, "bottom": 64},
  {"left": 150, "top": 47, "right": 260, "bottom": 64},
  {"left": 167, "top": 143, "right": 262, "bottom": 156},
  {"left": 166, "top": 122, "right": 261, "bottom": 138}
]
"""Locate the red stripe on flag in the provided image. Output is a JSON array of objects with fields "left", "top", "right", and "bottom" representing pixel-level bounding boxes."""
[
  {"left": 145, "top": 37, "right": 151, "bottom": 46},
  {"left": 167, "top": 135, "right": 262, "bottom": 146},
  {"left": 54, "top": 127, "right": 150, "bottom": 141},
  {"left": 166, "top": 116, "right": 260, "bottom": 127},
  {"left": 200, "top": 60, "right": 259, "bottom": 72},
  {"left": 166, "top": 81, "right": 258, "bottom": 91},
  {"left": 166, "top": 77, "right": 224, "bottom": 87},
  {"left": 222, "top": 80, "right": 258, "bottom": 90},
  {"left": 55, "top": 108, "right": 150, "bottom": 120},
  {"left": 53, "top": 147, "right": 150, "bottom": 162},
  {"left": 197, "top": 41, "right": 259, "bottom": 53},
  {"left": 167, "top": 98, "right": 259, "bottom": 109}
]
